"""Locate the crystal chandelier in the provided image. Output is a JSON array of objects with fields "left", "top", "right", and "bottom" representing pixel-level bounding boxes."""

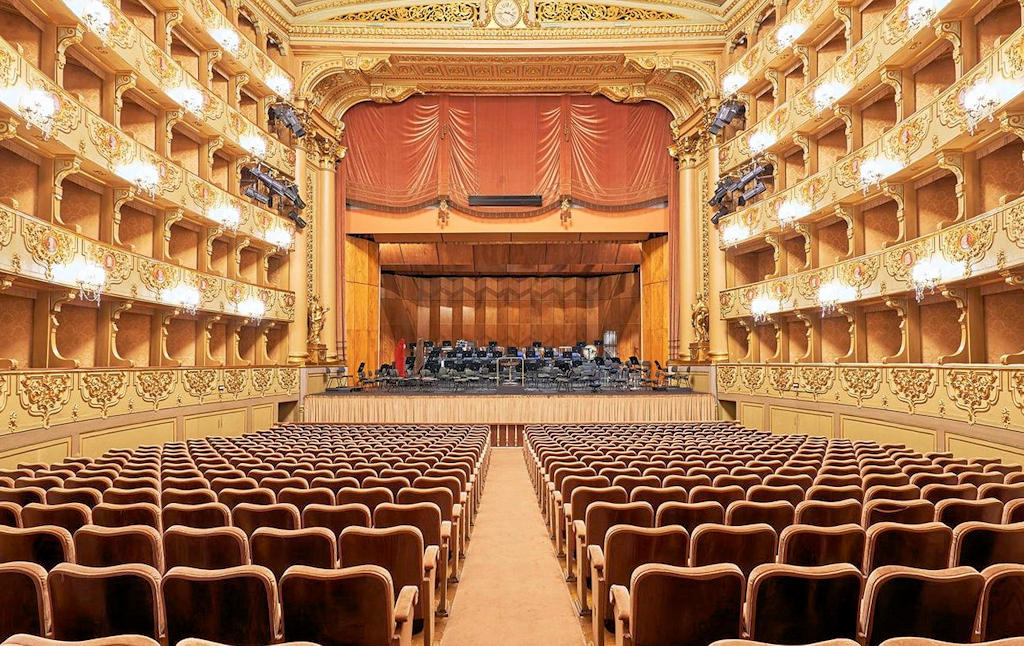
[
  {"left": 776, "top": 199, "right": 810, "bottom": 227},
  {"left": 240, "top": 133, "right": 268, "bottom": 159},
  {"left": 115, "top": 160, "right": 161, "bottom": 196},
  {"left": 776, "top": 21, "right": 807, "bottom": 48},
  {"left": 722, "top": 73, "right": 748, "bottom": 96},
  {"left": 54, "top": 257, "right": 107, "bottom": 304},
  {"left": 264, "top": 225, "right": 293, "bottom": 251},
  {"left": 750, "top": 294, "right": 781, "bottom": 324},
  {"left": 207, "top": 202, "right": 241, "bottom": 232},
  {"left": 910, "top": 255, "right": 965, "bottom": 301},
  {"left": 907, "top": 0, "right": 951, "bottom": 28},
  {"left": 208, "top": 27, "right": 240, "bottom": 54},
  {"left": 161, "top": 283, "right": 201, "bottom": 315},
  {"left": 721, "top": 222, "right": 750, "bottom": 246},
  {"left": 812, "top": 80, "right": 850, "bottom": 114},
  {"left": 961, "top": 77, "right": 1022, "bottom": 134},
  {"left": 817, "top": 280, "right": 855, "bottom": 316},
  {"left": 858, "top": 156, "right": 902, "bottom": 193},
  {"left": 748, "top": 129, "right": 777, "bottom": 156},
  {"left": 6, "top": 86, "right": 60, "bottom": 138},
  {"left": 64, "top": 0, "right": 113, "bottom": 39},
  {"left": 167, "top": 84, "right": 205, "bottom": 116},
  {"left": 237, "top": 296, "right": 266, "bottom": 324},
  {"left": 266, "top": 75, "right": 293, "bottom": 99}
]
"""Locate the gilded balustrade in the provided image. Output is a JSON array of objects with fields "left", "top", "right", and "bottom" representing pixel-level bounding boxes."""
[
  {"left": 715, "top": 23, "right": 1024, "bottom": 246},
  {"left": 0, "top": 35, "right": 294, "bottom": 254}
]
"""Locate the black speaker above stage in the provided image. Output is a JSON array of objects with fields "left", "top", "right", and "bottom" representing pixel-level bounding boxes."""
[{"left": 468, "top": 195, "right": 543, "bottom": 207}]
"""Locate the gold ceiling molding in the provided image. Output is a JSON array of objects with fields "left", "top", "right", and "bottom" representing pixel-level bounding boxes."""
[
  {"left": 534, "top": 1, "right": 684, "bottom": 21},
  {"left": 297, "top": 51, "right": 714, "bottom": 126},
  {"left": 286, "top": 0, "right": 728, "bottom": 17},
  {"left": 329, "top": 2, "right": 479, "bottom": 21}
]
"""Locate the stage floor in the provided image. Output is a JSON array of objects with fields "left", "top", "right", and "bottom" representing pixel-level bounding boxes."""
[{"left": 303, "top": 391, "right": 717, "bottom": 425}]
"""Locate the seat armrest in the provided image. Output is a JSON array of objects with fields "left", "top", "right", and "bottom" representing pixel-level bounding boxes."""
[
  {"left": 553, "top": 492, "right": 563, "bottom": 505},
  {"left": 610, "top": 585, "right": 631, "bottom": 622},
  {"left": 441, "top": 520, "right": 452, "bottom": 539},
  {"left": 394, "top": 585, "right": 419, "bottom": 624},
  {"left": 423, "top": 545, "right": 440, "bottom": 572},
  {"left": 452, "top": 503, "right": 463, "bottom": 518},
  {"left": 460, "top": 492, "right": 468, "bottom": 505},
  {"left": 563, "top": 503, "right": 572, "bottom": 518},
  {"left": 572, "top": 519, "right": 586, "bottom": 542},
  {"left": 588, "top": 545, "right": 605, "bottom": 574}
]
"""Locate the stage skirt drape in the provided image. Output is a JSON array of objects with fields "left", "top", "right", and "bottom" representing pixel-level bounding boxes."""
[
  {"left": 303, "top": 393, "right": 718, "bottom": 424},
  {"left": 343, "top": 94, "right": 674, "bottom": 212}
]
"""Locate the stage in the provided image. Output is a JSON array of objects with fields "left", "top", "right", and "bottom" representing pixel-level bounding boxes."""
[{"left": 303, "top": 391, "right": 717, "bottom": 426}]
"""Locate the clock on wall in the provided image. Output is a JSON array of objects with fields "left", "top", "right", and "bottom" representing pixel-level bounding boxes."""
[{"left": 492, "top": 0, "right": 522, "bottom": 27}]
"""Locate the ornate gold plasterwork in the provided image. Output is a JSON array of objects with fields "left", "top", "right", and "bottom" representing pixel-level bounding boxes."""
[
  {"left": 136, "top": 370, "right": 176, "bottom": 410},
  {"left": 19, "top": 374, "right": 73, "bottom": 428},
  {"left": 535, "top": 2, "right": 684, "bottom": 21},
  {"left": 330, "top": 2, "right": 478, "bottom": 21},
  {"left": 840, "top": 366, "right": 881, "bottom": 407},
  {"left": 80, "top": 372, "right": 129, "bottom": 418},
  {"left": 183, "top": 369, "right": 218, "bottom": 403}
]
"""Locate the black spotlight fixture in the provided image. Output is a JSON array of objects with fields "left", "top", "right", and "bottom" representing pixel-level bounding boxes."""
[
  {"left": 708, "top": 99, "right": 746, "bottom": 135},
  {"left": 708, "top": 176, "right": 739, "bottom": 206},
  {"left": 244, "top": 165, "right": 307, "bottom": 210},
  {"left": 287, "top": 209, "right": 308, "bottom": 229},
  {"left": 244, "top": 185, "right": 273, "bottom": 207},
  {"left": 737, "top": 162, "right": 774, "bottom": 188},
  {"left": 711, "top": 204, "right": 730, "bottom": 225},
  {"left": 268, "top": 103, "right": 306, "bottom": 138},
  {"left": 737, "top": 181, "right": 767, "bottom": 206}
]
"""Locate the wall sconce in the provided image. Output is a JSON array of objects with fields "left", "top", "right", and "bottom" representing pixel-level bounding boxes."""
[
  {"left": 161, "top": 283, "right": 201, "bottom": 315},
  {"left": 722, "top": 73, "right": 749, "bottom": 96},
  {"left": 747, "top": 129, "right": 777, "bottom": 156},
  {"left": 64, "top": 0, "right": 113, "bottom": 39},
  {"left": 167, "top": 84, "right": 206, "bottom": 116},
  {"left": 910, "top": 255, "right": 965, "bottom": 301},
  {"left": 961, "top": 76, "right": 1022, "bottom": 134},
  {"left": 817, "top": 280, "right": 855, "bottom": 316},
  {"left": 208, "top": 27, "right": 240, "bottom": 54},
  {"left": 812, "top": 80, "right": 850, "bottom": 114},
  {"left": 53, "top": 257, "right": 107, "bottom": 304},
  {"left": 776, "top": 199, "right": 810, "bottom": 227},
  {"left": 858, "top": 156, "right": 903, "bottom": 193},
  {"left": 114, "top": 160, "right": 161, "bottom": 196},
  {"left": 207, "top": 202, "right": 241, "bottom": 233},
  {"left": 264, "top": 225, "right": 293, "bottom": 251},
  {"left": 721, "top": 222, "right": 750, "bottom": 246},
  {"left": 0, "top": 85, "right": 59, "bottom": 138},
  {"left": 239, "top": 133, "right": 268, "bottom": 159},
  {"left": 776, "top": 20, "right": 807, "bottom": 48},
  {"left": 750, "top": 294, "right": 781, "bottom": 324},
  {"left": 265, "top": 75, "right": 293, "bottom": 99},
  {"left": 237, "top": 296, "right": 266, "bottom": 324}
]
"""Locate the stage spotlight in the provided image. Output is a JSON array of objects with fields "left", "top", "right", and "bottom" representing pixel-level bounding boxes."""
[
  {"left": 244, "top": 165, "right": 307, "bottom": 209},
  {"left": 244, "top": 185, "right": 273, "bottom": 207},
  {"left": 708, "top": 100, "right": 746, "bottom": 135},
  {"left": 737, "top": 181, "right": 767, "bottom": 206},
  {"left": 287, "top": 209, "right": 308, "bottom": 229},
  {"left": 708, "top": 176, "right": 738, "bottom": 206},
  {"left": 711, "top": 204, "right": 730, "bottom": 225},
  {"left": 268, "top": 103, "right": 306, "bottom": 138},
  {"left": 737, "top": 162, "right": 774, "bottom": 188}
]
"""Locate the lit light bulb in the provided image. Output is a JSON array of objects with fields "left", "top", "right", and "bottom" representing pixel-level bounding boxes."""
[
  {"left": 266, "top": 75, "right": 293, "bottom": 98},
  {"left": 722, "top": 73, "right": 749, "bottom": 96},
  {"left": 208, "top": 27, "right": 240, "bottom": 54}
]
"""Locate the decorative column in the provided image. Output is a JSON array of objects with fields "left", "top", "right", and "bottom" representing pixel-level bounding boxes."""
[
  {"left": 676, "top": 140, "right": 701, "bottom": 361},
  {"left": 286, "top": 142, "right": 311, "bottom": 365},
  {"left": 314, "top": 137, "right": 344, "bottom": 363},
  {"left": 707, "top": 141, "right": 729, "bottom": 362}
]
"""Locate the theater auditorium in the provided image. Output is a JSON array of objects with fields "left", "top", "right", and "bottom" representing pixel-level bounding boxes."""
[{"left": 1, "top": 0, "right": 1024, "bottom": 642}]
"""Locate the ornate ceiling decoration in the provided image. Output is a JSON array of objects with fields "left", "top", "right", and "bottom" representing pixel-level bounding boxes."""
[
  {"left": 298, "top": 52, "right": 717, "bottom": 122},
  {"left": 326, "top": 0, "right": 687, "bottom": 22}
]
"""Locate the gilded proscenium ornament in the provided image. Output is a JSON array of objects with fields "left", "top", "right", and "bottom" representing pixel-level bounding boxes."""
[
  {"left": 330, "top": 2, "right": 479, "bottom": 21},
  {"left": 535, "top": 2, "right": 684, "bottom": 21}
]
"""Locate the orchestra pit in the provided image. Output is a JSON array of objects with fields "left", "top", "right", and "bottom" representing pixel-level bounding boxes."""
[{"left": 4, "top": 0, "right": 1024, "bottom": 640}]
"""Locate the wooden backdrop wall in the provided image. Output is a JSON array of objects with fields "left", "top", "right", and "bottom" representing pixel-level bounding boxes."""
[
  {"left": 344, "top": 237, "right": 381, "bottom": 374},
  {"left": 379, "top": 274, "right": 641, "bottom": 361}
]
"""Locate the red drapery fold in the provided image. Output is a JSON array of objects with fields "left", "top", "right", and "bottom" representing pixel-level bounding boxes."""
[{"left": 343, "top": 94, "right": 672, "bottom": 211}]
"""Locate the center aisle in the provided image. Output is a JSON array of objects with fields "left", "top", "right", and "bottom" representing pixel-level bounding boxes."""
[{"left": 440, "top": 448, "right": 587, "bottom": 646}]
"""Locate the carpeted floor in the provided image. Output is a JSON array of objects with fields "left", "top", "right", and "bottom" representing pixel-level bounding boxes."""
[{"left": 440, "top": 448, "right": 588, "bottom": 646}]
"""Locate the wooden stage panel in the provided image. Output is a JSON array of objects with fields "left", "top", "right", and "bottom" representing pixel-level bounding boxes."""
[{"left": 303, "top": 393, "right": 717, "bottom": 425}]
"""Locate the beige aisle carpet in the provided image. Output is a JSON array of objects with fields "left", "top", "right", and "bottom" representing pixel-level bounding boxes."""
[{"left": 440, "top": 448, "right": 587, "bottom": 646}]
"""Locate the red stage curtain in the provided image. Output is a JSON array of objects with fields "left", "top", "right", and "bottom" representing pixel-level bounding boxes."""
[
  {"left": 344, "top": 97, "right": 440, "bottom": 208},
  {"left": 343, "top": 94, "right": 672, "bottom": 211}
]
